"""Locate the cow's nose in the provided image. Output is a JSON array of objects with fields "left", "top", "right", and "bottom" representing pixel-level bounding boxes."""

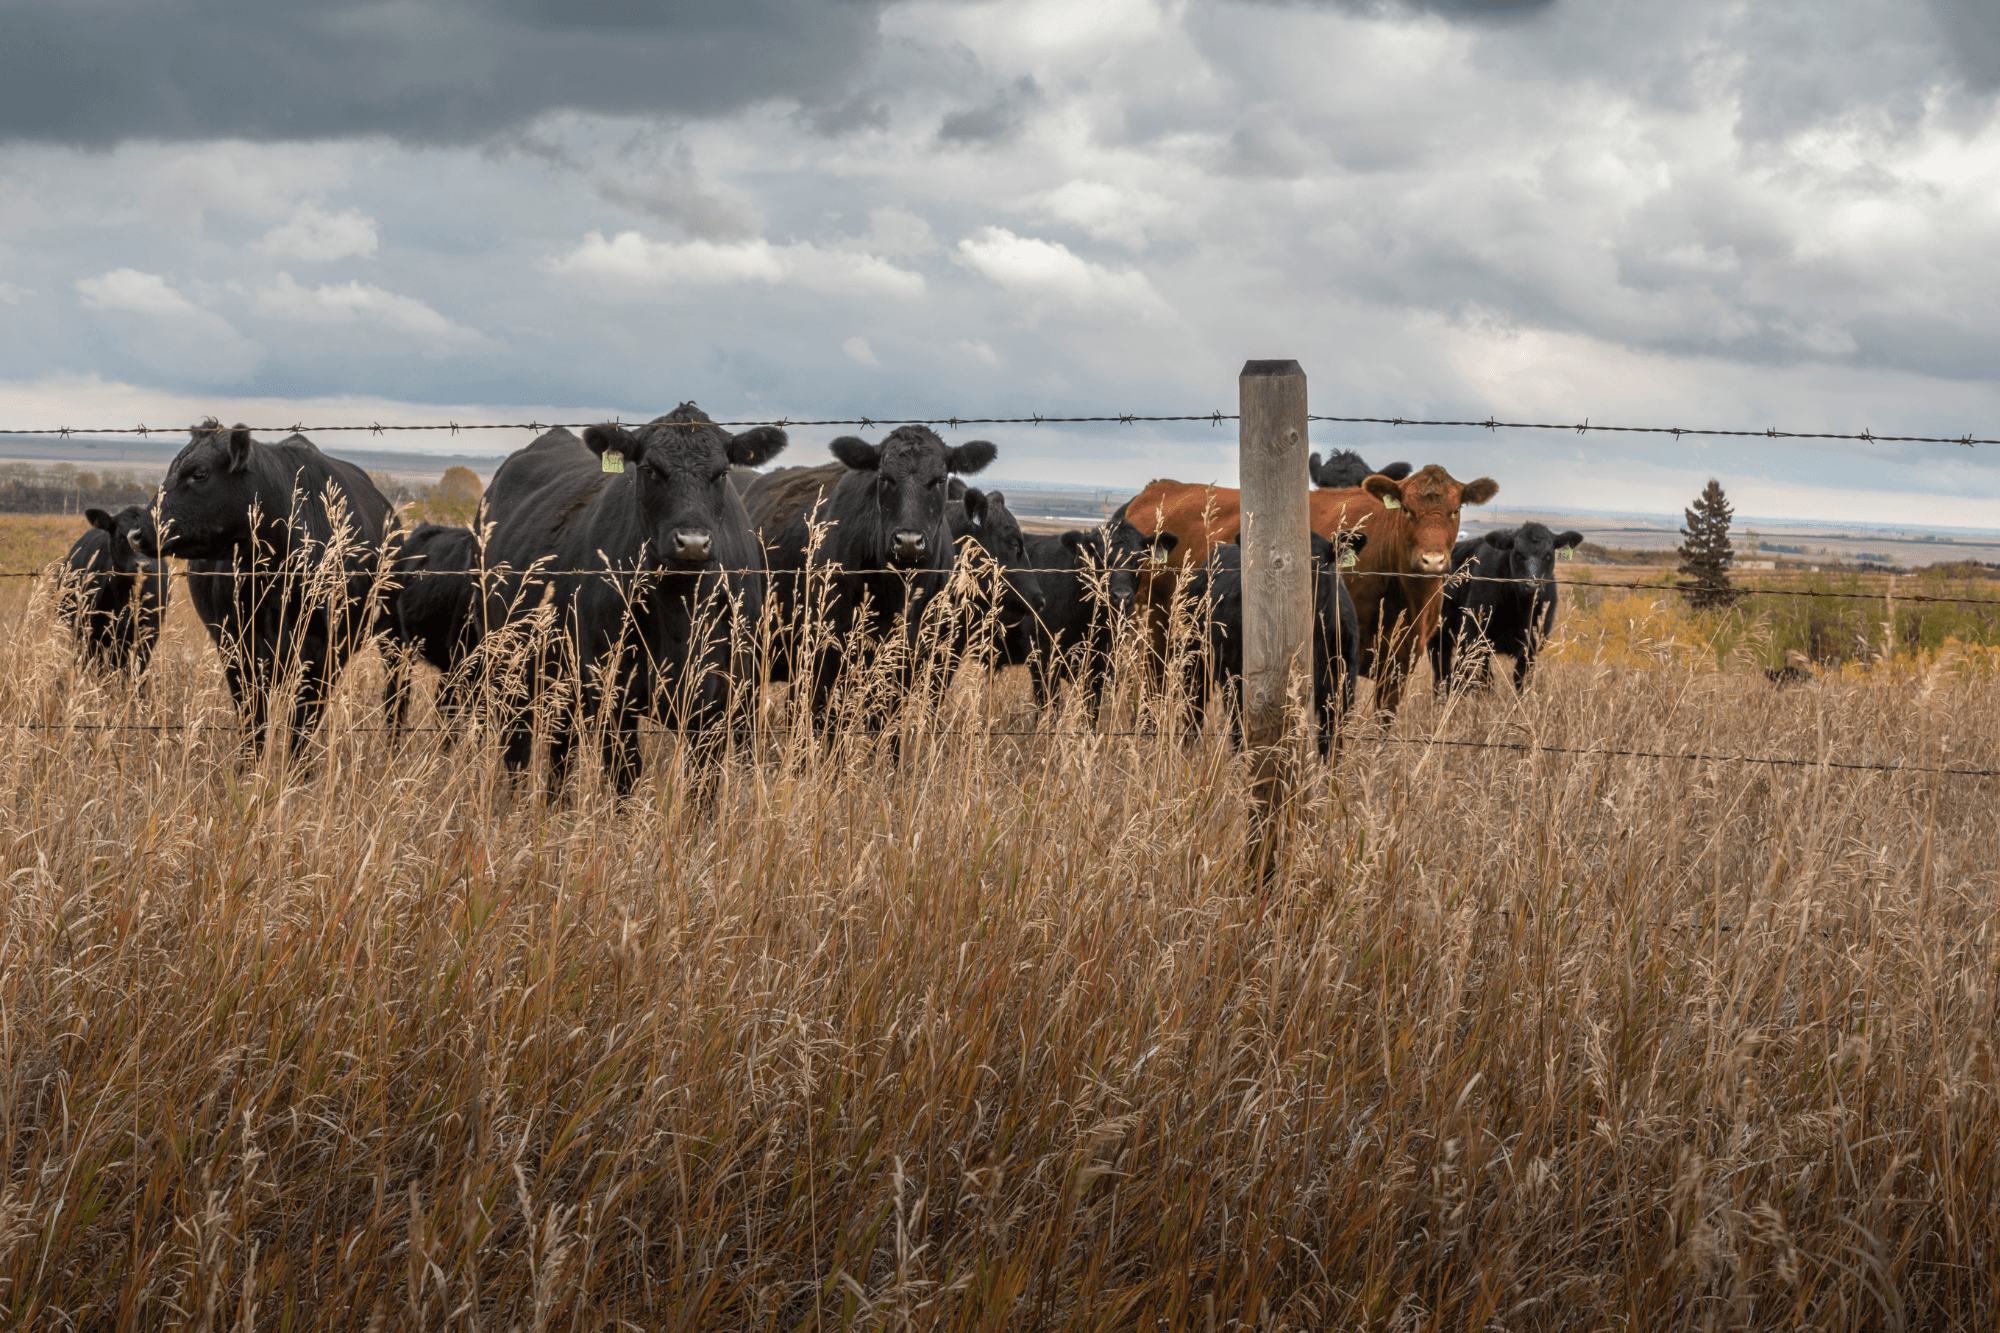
[
  {"left": 892, "top": 530, "right": 927, "bottom": 562},
  {"left": 671, "top": 530, "right": 712, "bottom": 562},
  {"left": 1415, "top": 551, "right": 1449, "bottom": 575}
]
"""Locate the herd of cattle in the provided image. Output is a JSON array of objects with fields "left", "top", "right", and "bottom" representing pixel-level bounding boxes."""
[{"left": 54, "top": 406, "right": 1584, "bottom": 792}]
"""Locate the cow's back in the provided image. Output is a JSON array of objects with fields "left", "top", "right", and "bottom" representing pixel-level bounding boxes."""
[
  {"left": 741, "top": 463, "right": 846, "bottom": 545},
  {"left": 481, "top": 430, "right": 608, "bottom": 566},
  {"left": 256, "top": 436, "right": 391, "bottom": 550},
  {"left": 1122, "top": 481, "right": 1244, "bottom": 572}
]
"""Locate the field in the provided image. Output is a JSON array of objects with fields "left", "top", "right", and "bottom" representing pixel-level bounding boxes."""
[{"left": 4, "top": 513, "right": 1999, "bottom": 1329}]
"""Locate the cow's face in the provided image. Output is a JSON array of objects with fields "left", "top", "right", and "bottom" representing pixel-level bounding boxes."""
[
  {"left": 1482, "top": 522, "right": 1582, "bottom": 591},
  {"left": 148, "top": 421, "right": 262, "bottom": 558},
  {"left": 88, "top": 506, "right": 155, "bottom": 571},
  {"left": 1364, "top": 465, "right": 1498, "bottom": 576},
  {"left": 584, "top": 403, "right": 787, "bottom": 567},
  {"left": 962, "top": 488, "right": 1042, "bottom": 620},
  {"left": 831, "top": 427, "right": 996, "bottom": 568},
  {"left": 1100, "top": 520, "right": 1176, "bottom": 616}
]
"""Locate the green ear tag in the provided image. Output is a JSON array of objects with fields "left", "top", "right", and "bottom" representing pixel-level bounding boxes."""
[
  {"left": 1339, "top": 549, "right": 1358, "bottom": 569},
  {"left": 1557, "top": 548, "right": 1573, "bottom": 561},
  {"left": 1382, "top": 495, "right": 1402, "bottom": 509},
  {"left": 601, "top": 451, "right": 624, "bottom": 474}
]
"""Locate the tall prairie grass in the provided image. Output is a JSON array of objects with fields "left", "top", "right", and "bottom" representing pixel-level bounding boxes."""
[{"left": 1, "top": 523, "right": 1997, "bottom": 1330}]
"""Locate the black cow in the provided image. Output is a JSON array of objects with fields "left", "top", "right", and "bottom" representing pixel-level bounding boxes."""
[
  {"left": 949, "top": 486, "right": 1043, "bottom": 663},
  {"left": 1311, "top": 449, "right": 1413, "bottom": 489},
  {"left": 765, "top": 427, "right": 995, "bottom": 723},
  {"left": 381, "top": 523, "right": 481, "bottom": 737},
  {"left": 1013, "top": 518, "right": 1176, "bottom": 712},
  {"left": 1181, "top": 531, "right": 1367, "bottom": 756},
  {"left": 1431, "top": 521, "right": 1583, "bottom": 693},
  {"left": 57, "top": 505, "right": 170, "bottom": 676},
  {"left": 477, "top": 405, "right": 787, "bottom": 793},
  {"left": 135, "top": 421, "right": 392, "bottom": 753}
]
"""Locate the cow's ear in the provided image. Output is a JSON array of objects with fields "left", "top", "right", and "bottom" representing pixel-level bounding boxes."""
[
  {"left": 728, "top": 425, "right": 788, "bottom": 469},
  {"left": 225, "top": 425, "right": 255, "bottom": 473},
  {"left": 1060, "top": 529, "right": 1088, "bottom": 555},
  {"left": 946, "top": 439, "right": 996, "bottom": 475},
  {"left": 584, "top": 424, "right": 643, "bottom": 465},
  {"left": 1363, "top": 474, "right": 1403, "bottom": 504},
  {"left": 829, "top": 435, "right": 880, "bottom": 471},
  {"left": 962, "top": 488, "right": 989, "bottom": 531},
  {"left": 1153, "top": 531, "right": 1179, "bottom": 553},
  {"left": 1556, "top": 530, "right": 1584, "bottom": 549},
  {"left": 1307, "top": 452, "right": 1323, "bottom": 486},
  {"left": 1484, "top": 531, "right": 1515, "bottom": 551},
  {"left": 1380, "top": 462, "right": 1414, "bottom": 481},
  {"left": 1461, "top": 477, "right": 1499, "bottom": 505},
  {"left": 86, "top": 507, "right": 116, "bottom": 533}
]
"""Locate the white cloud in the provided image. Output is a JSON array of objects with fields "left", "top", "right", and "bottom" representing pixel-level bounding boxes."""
[
  {"left": 548, "top": 230, "right": 927, "bottom": 300},
  {"left": 141, "top": 144, "right": 353, "bottom": 227},
  {"left": 0, "top": 282, "right": 28, "bottom": 305},
  {"left": 254, "top": 273, "right": 488, "bottom": 353},
  {"left": 955, "top": 339, "right": 1001, "bottom": 366},
  {"left": 75, "top": 268, "right": 207, "bottom": 318},
  {"left": 842, "top": 335, "right": 880, "bottom": 366},
  {"left": 858, "top": 205, "right": 940, "bottom": 257},
  {"left": 1019, "top": 180, "right": 1177, "bottom": 252},
  {"left": 954, "top": 226, "right": 1173, "bottom": 324},
  {"left": 253, "top": 204, "right": 379, "bottom": 263}
]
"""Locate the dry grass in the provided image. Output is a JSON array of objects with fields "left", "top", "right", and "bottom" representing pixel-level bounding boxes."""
[{"left": 2, "top": 522, "right": 1999, "bottom": 1330}]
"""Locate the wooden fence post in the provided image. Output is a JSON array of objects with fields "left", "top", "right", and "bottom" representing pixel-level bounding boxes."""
[{"left": 1238, "top": 360, "right": 1312, "bottom": 873}]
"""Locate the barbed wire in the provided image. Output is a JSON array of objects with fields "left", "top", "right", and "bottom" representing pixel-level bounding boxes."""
[
  {"left": 8, "top": 716, "right": 1995, "bottom": 779},
  {"left": 0, "top": 411, "right": 1988, "bottom": 446}
]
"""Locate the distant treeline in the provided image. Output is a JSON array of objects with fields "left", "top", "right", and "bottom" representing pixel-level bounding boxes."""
[{"left": 0, "top": 462, "right": 157, "bottom": 514}]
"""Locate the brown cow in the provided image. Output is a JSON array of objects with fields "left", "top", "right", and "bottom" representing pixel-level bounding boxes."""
[{"left": 1119, "top": 463, "right": 1498, "bottom": 715}]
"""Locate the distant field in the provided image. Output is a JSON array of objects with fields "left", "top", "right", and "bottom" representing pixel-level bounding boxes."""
[{"left": 6, "top": 513, "right": 2000, "bottom": 1326}]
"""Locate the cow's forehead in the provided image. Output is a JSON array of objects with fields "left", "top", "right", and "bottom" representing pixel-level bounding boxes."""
[
  {"left": 879, "top": 430, "right": 946, "bottom": 473},
  {"left": 1402, "top": 464, "right": 1463, "bottom": 510},
  {"left": 1514, "top": 522, "right": 1553, "bottom": 547},
  {"left": 638, "top": 422, "right": 729, "bottom": 463}
]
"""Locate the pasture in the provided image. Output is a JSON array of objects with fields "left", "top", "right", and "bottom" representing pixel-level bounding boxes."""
[{"left": 3, "top": 512, "right": 1999, "bottom": 1329}]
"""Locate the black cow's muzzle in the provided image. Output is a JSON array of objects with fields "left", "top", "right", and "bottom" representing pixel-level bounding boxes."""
[
  {"left": 670, "top": 530, "right": 713, "bottom": 564},
  {"left": 126, "top": 529, "right": 156, "bottom": 559},
  {"left": 891, "top": 530, "right": 927, "bottom": 564}
]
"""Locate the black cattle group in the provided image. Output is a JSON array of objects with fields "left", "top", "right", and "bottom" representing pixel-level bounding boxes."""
[{"left": 58, "top": 413, "right": 1579, "bottom": 788}]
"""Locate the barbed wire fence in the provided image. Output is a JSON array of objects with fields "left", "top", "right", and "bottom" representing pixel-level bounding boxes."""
[
  {"left": 0, "top": 411, "right": 1991, "bottom": 445},
  {"left": 4, "top": 404, "right": 1995, "bottom": 780}
]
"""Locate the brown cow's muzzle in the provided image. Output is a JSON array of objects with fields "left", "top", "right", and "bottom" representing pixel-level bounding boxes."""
[{"left": 1413, "top": 551, "right": 1449, "bottom": 575}]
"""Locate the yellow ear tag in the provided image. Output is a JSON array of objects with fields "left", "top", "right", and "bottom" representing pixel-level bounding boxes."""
[
  {"left": 1340, "top": 549, "right": 1358, "bottom": 568},
  {"left": 1382, "top": 495, "right": 1402, "bottom": 509},
  {"left": 601, "top": 451, "right": 624, "bottom": 474},
  {"left": 1557, "top": 548, "right": 1573, "bottom": 561}
]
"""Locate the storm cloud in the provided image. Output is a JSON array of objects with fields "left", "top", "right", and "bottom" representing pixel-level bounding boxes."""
[{"left": 0, "top": 0, "right": 887, "bottom": 146}]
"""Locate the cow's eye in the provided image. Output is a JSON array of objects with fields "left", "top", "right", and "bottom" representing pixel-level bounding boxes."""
[
  {"left": 928, "top": 478, "right": 943, "bottom": 490},
  {"left": 709, "top": 468, "right": 729, "bottom": 483},
  {"left": 188, "top": 466, "right": 208, "bottom": 483}
]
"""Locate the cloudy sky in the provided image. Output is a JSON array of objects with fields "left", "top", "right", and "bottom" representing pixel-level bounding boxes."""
[{"left": 2, "top": 0, "right": 1998, "bottom": 527}]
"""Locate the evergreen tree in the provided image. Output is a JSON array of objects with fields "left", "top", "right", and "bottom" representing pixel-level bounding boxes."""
[{"left": 1677, "top": 478, "right": 1740, "bottom": 609}]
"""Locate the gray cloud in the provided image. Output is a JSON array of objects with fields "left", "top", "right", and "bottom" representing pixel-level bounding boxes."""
[
  {"left": 0, "top": 0, "right": 887, "bottom": 147},
  {"left": 590, "top": 143, "right": 761, "bottom": 241},
  {"left": 795, "top": 90, "right": 893, "bottom": 138},
  {"left": 1930, "top": 0, "right": 2000, "bottom": 91},
  {"left": 939, "top": 76, "right": 1044, "bottom": 143}
]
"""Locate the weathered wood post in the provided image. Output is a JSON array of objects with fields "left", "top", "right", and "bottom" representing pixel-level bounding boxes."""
[{"left": 1238, "top": 360, "right": 1312, "bottom": 873}]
